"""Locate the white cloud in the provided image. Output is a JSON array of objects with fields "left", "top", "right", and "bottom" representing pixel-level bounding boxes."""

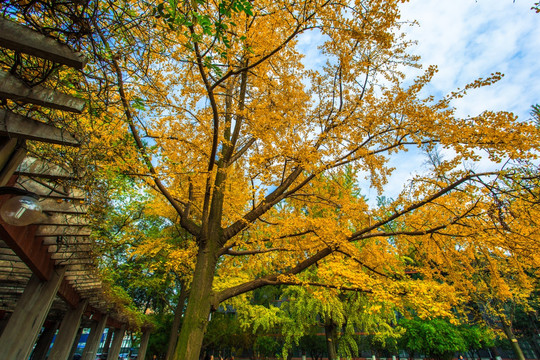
[
  {"left": 298, "top": 2, "right": 540, "bottom": 204},
  {"left": 361, "top": 1, "right": 540, "bottom": 204},
  {"left": 400, "top": 0, "right": 540, "bottom": 119}
]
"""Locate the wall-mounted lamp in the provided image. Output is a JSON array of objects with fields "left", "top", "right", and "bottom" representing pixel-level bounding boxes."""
[{"left": 0, "top": 187, "right": 44, "bottom": 226}]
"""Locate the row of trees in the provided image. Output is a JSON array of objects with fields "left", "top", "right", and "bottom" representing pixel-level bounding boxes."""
[
  {"left": 141, "top": 283, "right": 537, "bottom": 360},
  {"left": 1, "top": 1, "right": 539, "bottom": 359}
]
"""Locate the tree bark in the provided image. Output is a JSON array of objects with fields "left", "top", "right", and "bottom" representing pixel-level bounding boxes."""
[
  {"left": 500, "top": 317, "right": 526, "bottom": 360},
  {"left": 324, "top": 319, "right": 339, "bottom": 360},
  {"left": 173, "top": 244, "right": 218, "bottom": 360},
  {"left": 165, "top": 283, "right": 188, "bottom": 360}
]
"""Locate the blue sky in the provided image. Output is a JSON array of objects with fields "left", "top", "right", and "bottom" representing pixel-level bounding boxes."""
[
  {"left": 399, "top": 0, "right": 540, "bottom": 121},
  {"left": 376, "top": 1, "right": 540, "bottom": 200},
  {"left": 294, "top": 2, "right": 539, "bottom": 204},
  {"left": 359, "top": 1, "right": 540, "bottom": 203}
]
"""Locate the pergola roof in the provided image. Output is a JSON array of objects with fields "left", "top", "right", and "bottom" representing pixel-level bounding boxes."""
[{"left": 0, "top": 17, "right": 139, "bottom": 330}]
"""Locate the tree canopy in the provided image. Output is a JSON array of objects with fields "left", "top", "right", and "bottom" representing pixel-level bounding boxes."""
[{"left": 2, "top": 1, "right": 539, "bottom": 359}]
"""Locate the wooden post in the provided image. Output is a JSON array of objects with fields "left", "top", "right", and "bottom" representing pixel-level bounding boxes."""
[
  {"left": 108, "top": 325, "right": 127, "bottom": 360},
  {"left": 137, "top": 329, "right": 151, "bottom": 360},
  {"left": 0, "top": 267, "right": 66, "bottom": 360},
  {"left": 81, "top": 313, "right": 108, "bottom": 360},
  {"left": 48, "top": 299, "right": 88, "bottom": 360},
  {"left": 31, "top": 321, "right": 60, "bottom": 360}
]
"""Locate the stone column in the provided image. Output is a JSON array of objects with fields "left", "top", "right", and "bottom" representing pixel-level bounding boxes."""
[
  {"left": 48, "top": 299, "right": 88, "bottom": 360},
  {"left": 0, "top": 311, "right": 10, "bottom": 337},
  {"left": 137, "top": 329, "right": 151, "bottom": 360},
  {"left": 68, "top": 327, "right": 84, "bottom": 360},
  {"left": 31, "top": 321, "right": 60, "bottom": 360},
  {"left": 108, "top": 325, "right": 127, "bottom": 360},
  {"left": 102, "top": 327, "right": 114, "bottom": 356},
  {"left": 0, "top": 267, "right": 66, "bottom": 360},
  {"left": 81, "top": 313, "right": 108, "bottom": 360}
]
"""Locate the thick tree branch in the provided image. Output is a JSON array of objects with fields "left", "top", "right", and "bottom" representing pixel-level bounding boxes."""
[
  {"left": 222, "top": 248, "right": 292, "bottom": 256},
  {"left": 216, "top": 173, "right": 499, "bottom": 304},
  {"left": 223, "top": 167, "right": 304, "bottom": 240},
  {"left": 216, "top": 247, "right": 332, "bottom": 303},
  {"left": 348, "top": 171, "right": 499, "bottom": 241},
  {"left": 224, "top": 64, "right": 249, "bottom": 165},
  {"left": 218, "top": 229, "right": 314, "bottom": 256},
  {"left": 228, "top": 137, "right": 256, "bottom": 164},
  {"left": 257, "top": 280, "right": 373, "bottom": 293}
]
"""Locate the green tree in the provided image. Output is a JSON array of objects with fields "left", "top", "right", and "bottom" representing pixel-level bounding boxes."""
[
  {"left": 299, "top": 334, "right": 327, "bottom": 360},
  {"left": 398, "top": 318, "right": 494, "bottom": 360}
]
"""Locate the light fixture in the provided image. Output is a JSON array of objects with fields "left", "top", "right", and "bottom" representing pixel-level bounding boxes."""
[{"left": 0, "top": 187, "right": 44, "bottom": 226}]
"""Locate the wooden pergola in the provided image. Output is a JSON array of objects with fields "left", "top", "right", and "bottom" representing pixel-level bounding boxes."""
[{"left": 0, "top": 18, "right": 150, "bottom": 360}]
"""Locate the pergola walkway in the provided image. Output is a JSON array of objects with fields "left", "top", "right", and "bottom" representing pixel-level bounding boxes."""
[{"left": 0, "top": 18, "right": 150, "bottom": 360}]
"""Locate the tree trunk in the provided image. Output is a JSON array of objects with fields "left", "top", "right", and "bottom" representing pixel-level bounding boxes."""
[
  {"left": 165, "top": 284, "right": 188, "bottom": 360},
  {"left": 500, "top": 317, "right": 526, "bottom": 360},
  {"left": 173, "top": 245, "right": 218, "bottom": 360},
  {"left": 324, "top": 320, "right": 339, "bottom": 360}
]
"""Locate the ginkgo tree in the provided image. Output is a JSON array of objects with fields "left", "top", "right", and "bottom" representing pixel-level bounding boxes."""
[
  {"left": 79, "top": 0, "right": 540, "bottom": 359},
  {"left": 6, "top": 0, "right": 539, "bottom": 359}
]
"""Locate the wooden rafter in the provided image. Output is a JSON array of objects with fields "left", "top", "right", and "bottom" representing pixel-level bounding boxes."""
[
  {"left": 0, "top": 18, "right": 87, "bottom": 69},
  {"left": 0, "top": 109, "right": 80, "bottom": 146},
  {"left": 0, "top": 71, "right": 85, "bottom": 113},
  {"left": 39, "top": 198, "right": 87, "bottom": 214},
  {"left": 15, "top": 176, "right": 85, "bottom": 200},
  {"left": 16, "top": 157, "right": 78, "bottom": 180}
]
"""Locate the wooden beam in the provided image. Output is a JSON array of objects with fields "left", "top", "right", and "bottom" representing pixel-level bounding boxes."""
[
  {"left": 48, "top": 244, "right": 92, "bottom": 252},
  {"left": 65, "top": 274, "right": 95, "bottom": 280},
  {"left": 42, "top": 236, "right": 92, "bottom": 245},
  {"left": 0, "top": 248, "right": 15, "bottom": 255},
  {"left": 0, "top": 260, "right": 29, "bottom": 269},
  {"left": 39, "top": 198, "right": 87, "bottom": 214},
  {"left": 0, "top": 71, "right": 85, "bottom": 113},
  {"left": 57, "top": 278, "right": 81, "bottom": 308},
  {"left": 0, "top": 254, "right": 20, "bottom": 262},
  {"left": 50, "top": 252, "right": 90, "bottom": 260},
  {"left": 55, "top": 258, "right": 94, "bottom": 265},
  {"left": 15, "top": 176, "right": 85, "bottom": 200},
  {"left": 40, "top": 214, "right": 89, "bottom": 226},
  {"left": 0, "top": 138, "right": 18, "bottom": 169},
  {"left": 0, "top": 204, "right": 53, "bottom": 280},
  {"left": 0, "top": 140, "right": 26, "bottom": 187},
  {"left": 0, "top": 18, "right": 87, "bottom": 69},
  {"left": 0, "top": 109, "right": 80, "bottom": 146},
  {"left": 16, "top": 156, "right": 77, "bottom": 180}
]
